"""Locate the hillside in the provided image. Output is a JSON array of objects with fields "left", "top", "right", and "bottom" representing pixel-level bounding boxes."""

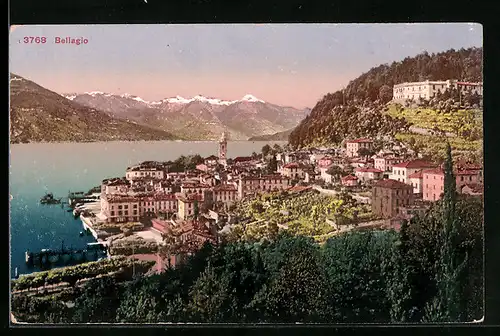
[
  {"left": 289, "top": 47, "right": 483, "bottom": 150},
  {"left": 9, "top": 74, "right": 178, "bottom": 144},
  {"left": 248, "top": 128, "right": 295, "bottom": 141},
  {"left": 67, "top": 92, "right": 308, "bottom": 141}
]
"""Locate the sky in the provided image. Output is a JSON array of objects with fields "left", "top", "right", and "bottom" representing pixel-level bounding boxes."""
[{"left": 9, "top": 23, "right": 482, "bottom": 108}]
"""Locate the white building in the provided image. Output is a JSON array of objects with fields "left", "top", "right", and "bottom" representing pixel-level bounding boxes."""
[
  {"left": 126, "top": 165, "right": 164, "bottom": 181},
  {"left": 393, "top": 80, "right": 483, "bottom": 102}
]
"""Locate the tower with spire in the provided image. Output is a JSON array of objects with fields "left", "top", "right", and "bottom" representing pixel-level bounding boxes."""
[{"left": 218, "top": 132, "right": 228, "bottom": 166}]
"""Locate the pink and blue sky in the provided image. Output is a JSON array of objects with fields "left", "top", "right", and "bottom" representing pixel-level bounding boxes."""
[{"left": 9, "top": 24, "right": 482, "bottom": 108}]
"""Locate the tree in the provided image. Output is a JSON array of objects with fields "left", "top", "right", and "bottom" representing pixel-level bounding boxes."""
[
  {"left": 187, "top": 263, "right": 237, "bottom": 322},
  {"left": 193, "top": 200, "right": 200, "bottom": 220},
  {"left": 326, "top": 165, "right": 345, "bottom": 183},
  {"left": 261, "top": 144, "right": 272, "bottom": 158},
  {"left": 72, "top": 277, "right": 120, "bottom": 323},
  {"left": 267, "top": 155, "right": 278, "bottom": 174},
  {"left": 272, "top": 143, "right": 282, "bottom": 154},
  {"left": 358, "top": 147, "right": 373, "bottom": 159},
  {"left": 426, "top": 142, "right": 468, "bottom": 322},
  {"left": 379, "top": 84, "right": 393, "bottom": 104}
]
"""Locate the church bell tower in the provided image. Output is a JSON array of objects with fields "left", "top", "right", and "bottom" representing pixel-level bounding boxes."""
[{"left": 218, "top": 132, "right": 228, "bottom": 166}]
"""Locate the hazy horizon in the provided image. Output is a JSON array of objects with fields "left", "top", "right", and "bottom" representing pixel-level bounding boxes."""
[{"left": 10, "top": 23, "right": 482, "bottom": 108}]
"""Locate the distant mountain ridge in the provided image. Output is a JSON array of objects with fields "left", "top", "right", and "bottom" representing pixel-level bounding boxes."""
[
  {"left": 9, "top": 74, "right": 177, "bottom": 144},
  {"left": 64, "top": 91, "right": 309, "bottom": 141}
]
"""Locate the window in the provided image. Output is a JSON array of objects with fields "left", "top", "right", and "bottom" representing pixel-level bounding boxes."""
[
  {"left": 124, "top": 205, "right": 128, "bottom": 209},
  {"left": 118, "top": 205, "right": 122, "bottom": 209},
  {"left": 461, "top": 176, "right": 464, "bottom": 181},
  {"left": 133, "top": 210, "right": 137, "bottom": 215},
  {"left": 110, "top": 211, "right": 115, "bottom": 216},
  {"left": 118, "top": 210, "right": 122, "bottom": 216},
  {"left": 133, "top": 204, "right": 138, "bottom": 208}
]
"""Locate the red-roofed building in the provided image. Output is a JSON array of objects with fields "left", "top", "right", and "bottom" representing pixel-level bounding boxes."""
[
  {"left": 281, "top": 162, "right": 305, "bottom": 179},
  {"left": 345, "top": 138, "right": 373, "bottom": 158},
  {"left": 422, "top": 168, "right": 482, "bottom": 201},
  {"left": 317, "top": 156, "right": 334, "bottom": 168},
  {"left": 341, "top": 174, "right": 358, "bottom": 187},
  {"left": 372, "top": 179, "right": 414, "bottom": 219},
  {"left": 355, "top": 167, "right": 383, "bottom": 183},
  {"left": 390, "top": 159, "right": 437, "bottom": 184}
]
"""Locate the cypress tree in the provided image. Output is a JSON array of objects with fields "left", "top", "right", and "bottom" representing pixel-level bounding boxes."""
[{"left": 429, "top": 142, "right": 468, "bottom": 322}]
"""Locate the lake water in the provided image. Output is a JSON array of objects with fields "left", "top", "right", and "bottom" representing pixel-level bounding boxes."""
[{"left": 9, "top": 140, "right": 284, "bottom": 276}]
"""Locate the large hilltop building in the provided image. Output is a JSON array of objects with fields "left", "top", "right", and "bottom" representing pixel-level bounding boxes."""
[{"left": 392, "top": 79, "right": 483, "bottom": 102}]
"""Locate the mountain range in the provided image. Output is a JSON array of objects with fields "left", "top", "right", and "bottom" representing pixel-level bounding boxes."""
[
  {"left": 9, "top": 74, "right": 177, "bottom": 144},
  {"left": 63, "top": 92, "right": 310, "bottom": 141}
]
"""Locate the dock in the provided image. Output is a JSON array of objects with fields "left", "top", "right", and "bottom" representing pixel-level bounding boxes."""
[{"left": 25, "top": 242, "right": 107, "bottom": 266}]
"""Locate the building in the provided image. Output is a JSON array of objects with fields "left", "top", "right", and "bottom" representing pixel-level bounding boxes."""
[
  {"left": 177, "top": 194, "right": 204, "bottom": 220},
  {"left": 341, "top": 174, "right": 358, "bottom": 187},
  {"left": 101, "top": 178, "right": 130, "bottom": 195},
  {"left": 237, "top": 174, "right": 290, "bottom": 199},
  {"left": 218, "top": 132, "right": 228, "bottom": 166},
  {"left": 372, "top": 179, "right": 414, "bottom": 219},
  {"left": 317, "top": 156, "right": 334, "bottom": 168},
  {"left": 422, "top": 168, "right": 483, "bottom": 201},
  {"left": 281, "top": 162, "right": 305, "bottom": 180},
  {"left": 393, "top": 80, "right": 483, "bottom": 102},
  {"left": 408, "top": 169, "right": 424, "bottom": 195},
  {"left": 200, "top": 173, "right": 217, "bottom": 187},
  {"left": 204, "top": 155, "right": 219, "bottom": 166},
  {"left": 126, "top": 165, "right": 165, "bottom": 181},
  {"left": 212, "top": 183, "right": 238, "bottom": 208},
  {"left": 345, "top": 139, "right": 373, "bottom": 158},
  {"left": 389, "top": 159, "right": 436, "bottom": 184},
  {"left": 355, "top": 167, "right": 383, "bottom": 183},
  {"left": 180, "top": 182, "right": 211, "bottom": 197},
  {"left": 374, "top": 156, "right": 405, "bottom": 172},
  {"left": 100, "top": 192, "right": 179, "bottom": 223}
]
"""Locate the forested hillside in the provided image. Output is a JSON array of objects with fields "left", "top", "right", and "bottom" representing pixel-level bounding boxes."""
[{"left": 289, "top": 47, "right": 483, "bottom": 149}]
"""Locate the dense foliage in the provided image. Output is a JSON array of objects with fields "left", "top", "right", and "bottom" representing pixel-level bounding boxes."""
[
  {"left": 290, "top": 47, "right": 483, "bottom": 148},
  {"left": 11, "top": 256, "right": 154, "bottom": 291}
]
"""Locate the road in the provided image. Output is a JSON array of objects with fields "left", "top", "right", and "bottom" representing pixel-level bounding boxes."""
[{"left": 409, "top": 126, "right": 455, "bottom": 137}]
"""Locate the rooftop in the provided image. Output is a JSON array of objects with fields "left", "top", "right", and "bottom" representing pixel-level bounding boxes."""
[
  {"left": 374, "top": 179, "right": 413, "bottom": 189},
  {"left": 408, "top": 170, "right": 424, "bottom": 179},
  {"left": 392, "top": 159, "right": 436, "bottom": 169},
  {"left": 342, "top": 175, "right": 358, "bottom": 181}
]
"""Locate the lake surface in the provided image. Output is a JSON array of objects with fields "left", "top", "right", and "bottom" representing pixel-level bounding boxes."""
[{"left": 9, "top": 140, "right": 285, "bottom": 276}]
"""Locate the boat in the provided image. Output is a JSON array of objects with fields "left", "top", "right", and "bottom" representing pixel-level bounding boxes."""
[
  {"left": 79, "top": 231, "right": 84, "bottom": 236},
  {"left": 40, "top": 193, "right": 62, "bottom": 204}
]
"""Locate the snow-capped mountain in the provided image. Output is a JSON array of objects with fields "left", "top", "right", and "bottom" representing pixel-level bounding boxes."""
[
  {"left": 62, "top": 91, "right": 307, "bottom": 140},
  {"left": 9, "top": 74, "right": 176, "bottom": 144}
]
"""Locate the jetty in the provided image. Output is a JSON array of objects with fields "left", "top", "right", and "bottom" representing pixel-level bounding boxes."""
[
  {"left": 25, "top": 242, "right": 107, "bottom": 267},
  {"left": 68, "top": 190, "right": 100, "bottom": 208}
]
